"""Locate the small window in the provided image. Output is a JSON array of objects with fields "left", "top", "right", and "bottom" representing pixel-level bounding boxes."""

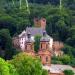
[
  {"left": 46, "top": 56, "right": 48, "bottom": 62},
  {"left": 41, "top": 44, "right": 42, "bottom": 49},
  {"left": 41, "top": 43, "right": 46, "bottom": 50},
  {"left": 22, "top": 42, "right": 23, "bottom": 44}
]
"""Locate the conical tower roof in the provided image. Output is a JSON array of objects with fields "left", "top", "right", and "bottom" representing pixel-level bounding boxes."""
[
  {"left": 40, "top": 31, "right": 50, "bottom": 42},
  {"left": 26, "top": 31, "right": 34, "bottom": 42}
]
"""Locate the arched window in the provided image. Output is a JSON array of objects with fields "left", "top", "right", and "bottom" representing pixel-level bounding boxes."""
[{"left": 41, "top": 43, "right": 46, "bottom": 50}]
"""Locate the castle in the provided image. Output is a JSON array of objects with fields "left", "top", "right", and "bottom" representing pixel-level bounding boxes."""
[
  {"left": 13, "top": 18, "right": 63, "bottom": 57},
  {"left": 12, "top": 18, "right": 75, "bottom": 75}
]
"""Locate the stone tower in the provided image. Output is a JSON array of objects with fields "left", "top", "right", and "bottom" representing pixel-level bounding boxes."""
[
  {"left": 38, "top": 31, "right": 51, "bottom": 66},
  {"left": 34, "top": 18, "right": 40, "bottom": 27},
  {"left": 34, "top": 18, "right": 46, "bottom": 30},
  {"left": 24, "top": 32, "right": 35, "bottom": 56},
  {"left": 40, "top": 18, "right": 46, "bottom": 30}
]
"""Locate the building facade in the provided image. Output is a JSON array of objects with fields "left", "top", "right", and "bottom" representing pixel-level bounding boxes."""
[
  {"left": 22, "top": 31, "right": 75, "bottom": 75},
  {"left": 12, "top": 18, "right": 64, "bottom": 56},
  {"left": 38, "top": 31, "right": 51, "bottom": 66},
  {"left": 12, "top": 18, "right": 75, "bottom": 75},
  {"left": 13, "top": 18, "right": 54, "bottom": 52}
]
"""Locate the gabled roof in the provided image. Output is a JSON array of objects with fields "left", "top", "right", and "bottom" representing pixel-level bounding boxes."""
[
  {"left": 26, "top": 27, "right": 45, "bottom": 36},
  {"left": 19, "top": 30, "right": 26, "bottom": 38},
  {"left": 18, "top": 27, "right": 53, "bottom": 41}
]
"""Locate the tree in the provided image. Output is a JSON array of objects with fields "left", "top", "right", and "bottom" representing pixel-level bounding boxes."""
[
  {"left": 0, "top": 14, "right": 17, "bottom": 36},
  {"left": 66, "top": 26, "right": 75, "bottom": 47},
  {"left": 70, "top": 57, "right": 75, "bottom": 66},
  {"left": 62, "top": 0, "right": 75, "bottom": 10},
  {"left": 62, "top": 44, "right": 75, "bottom": 57},
  {"left": 52, "top": 55, "right": 72, "bottom": 65},
  {"left": 29, "top": 0, "right": 60, "bottom": 5},
  {"left": 56, "top": 16, "right": 70, "bottom": 41},
  {"left": 59, "top": 55, "right": 71, "bottom": 64},
  {"left": 0, "top": 57, "right": 18, "bottom": 75},
  {"left": 34, "top": 35, "right": 41, "bottom": 52},
  {"left": 9, "top": 52, "right": 45, "bottom": 75},
  {"left": 63, "top": 70, "right": 74, "bottom": 75},
  {"left": 42, "top": 69, "right": 48, "bottom": 75},
  {"left": 0, "top": 29, "right": 17, "bottom": 60}
]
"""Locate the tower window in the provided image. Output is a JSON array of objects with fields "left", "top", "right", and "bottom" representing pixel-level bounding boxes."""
[
  {"left": 46, "top": 56, "right": 48, "bottom": 62},
  {"left": 46, "top": 44, "right": 48, "bottom": 49},
  {"left": 26, "top": 44, "right": 31, "bottom": 50},
  {"left": 41, "top": 43, "right": 46, "bottom": 50},
  {"left": 41, "top": 44, "right": 42, "bottom": 49},
  {"left": 22, "top": 42, "right": 23, "bottom": 44}
]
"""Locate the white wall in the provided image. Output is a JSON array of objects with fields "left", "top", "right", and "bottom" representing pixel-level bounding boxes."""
[
  {"left": 19, "top": 37, "right": 26, "bottom": 51},
  {"left": 49, "top": 37, "right": 53, "bottom": 50},
  {"left": 19, "top": 36, "right": 35, "bottom": 51}
]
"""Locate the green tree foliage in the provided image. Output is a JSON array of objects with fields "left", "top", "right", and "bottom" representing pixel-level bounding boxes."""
[
  {"left": 0, "top": 29, "right": 17, "bottom": 60},
  {"left": 52, "top": 55, "right": 72, "bottom": 65},
  {"left": 70, "top": 57, "right": 75, "bottom": 66},
  {"left": 62, "top": 44, "right": 75, "bottom": 57},
  {"left": 42, "top": 69, "right": 48, "bottom": 75},
  {"left": 9, "top": 52, "right": 47, "bottom": 75},
  {"left": 29, "top": 0, "right": 60, "bottom": 5},
  {"left": 62, "top": 0, "right": 75, "bottom": 10},
  {"left": 34, "top": 35, "right": 41, "bottom": 52},
  {"left": 0, "top": 14, "right": 17, "bottom": 36},
  {"left": 0, "top": 57, "right": 18, "bottom": 75},
  {"left": 0, "top": 0, "right": 75, "bottom": 61},
  {"left": 66, "top": 26, "right": 75, "bottom": 47},
  {"left": 63, "top": 70, "right": 74, "bottom": 75},
  {"left": 59, "top": 55, "right": 71, "bottom": 64}
]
